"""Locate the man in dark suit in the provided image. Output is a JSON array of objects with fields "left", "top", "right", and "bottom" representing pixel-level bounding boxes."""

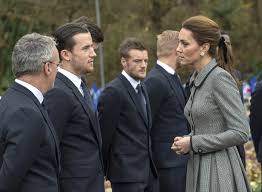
[
  {"left": 144, "top": 30, "right": 189, "bottom": 192},
  {"left": 43, "top": 23, "right": 104, "bottom": 192},
  {"left": 0, "top": 33, "right": 60, "bottom": 192},
  {"left": 250, "top": 81, "right": 262, "bottom": 164},
  {"left": 72, "top": 16, "right": 105, "bottom": 110},
  {"left": 98, "top": 38, "right": 158, "bottom": 192}
]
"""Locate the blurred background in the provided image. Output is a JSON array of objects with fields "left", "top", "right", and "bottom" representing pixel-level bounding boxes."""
[
  {"left": 0, "top": 0, "right": 262, "bottom": 92},
  {"left": 0, "top": 0, "right": 261, "bottom": 191}
]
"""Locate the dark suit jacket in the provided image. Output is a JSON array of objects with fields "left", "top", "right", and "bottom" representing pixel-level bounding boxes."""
[
  {"left": 98, "top": 74, "right": 157, "bottom": 183},
  {"left": 250, "top": 81, "right": 262, "bottom": 162},
  {"left": 144, "top": 64, "right": 189, "bottom": 168},
  {"left": 43, "top": 72, "right": 103, "bottom": 191},
  {"left": 0, "top": 82, "right": 59, "bottom": 192}
]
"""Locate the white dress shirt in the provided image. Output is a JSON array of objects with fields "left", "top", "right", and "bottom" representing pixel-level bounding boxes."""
[
  {"left": 157, "top": 60, "right": 176, "bottom": 75},
  {"left": 58, "top": 68, "right": 84, "bottom": 96},
  {"left": 15, "top": 79, "right": 44, "bottom": 104},
  {"left": 122, "top": 70, "right": 140, "bottom": 93}
]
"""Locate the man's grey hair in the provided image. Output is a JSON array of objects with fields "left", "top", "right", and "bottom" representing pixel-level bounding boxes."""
[{"left": 12, "top": 32, "right": 57, "bottom": 77}]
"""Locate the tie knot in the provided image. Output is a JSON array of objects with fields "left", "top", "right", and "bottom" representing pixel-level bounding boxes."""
[
  {"left": 81, "top": 81, "right": 86, "bottom": 88},
  {"left": 136, "top": 84, "right": 142, "bottom": 92}
]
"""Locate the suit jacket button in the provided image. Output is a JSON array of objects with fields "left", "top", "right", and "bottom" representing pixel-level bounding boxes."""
[{"left": 198, "top": 149, "right": 203, "bottom": 153}]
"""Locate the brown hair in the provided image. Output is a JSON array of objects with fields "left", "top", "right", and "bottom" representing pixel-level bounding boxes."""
[
  {"left": 72, "top": 16, "right": 104, "bottom": 43},
  {"left": 182, "top": 15, "right": 235, "bottom": 80},
  {"left": 119, "top": 37, "right": 147, "bottom": 59},
  {"left": 157, "top": 30, "right": 179, "bottom": 58}
]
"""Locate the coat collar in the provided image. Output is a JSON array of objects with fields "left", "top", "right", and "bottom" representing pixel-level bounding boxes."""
[
  {"left": 193, "top": 59, "right": 218, "bottom": 88},
  {"left": 155, "top": 64, "right": 186, "bottom": 106}
]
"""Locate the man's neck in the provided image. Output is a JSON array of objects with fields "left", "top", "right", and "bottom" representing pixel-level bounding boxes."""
[
  {"left": 60, "top": 62, "right": 82, "bottom": 78},
  {"left": 18, "top": 75, "right": 46, "bottom": 94},
  {"left": 158, "top": 57, "right": 177, "bottom": 70}
]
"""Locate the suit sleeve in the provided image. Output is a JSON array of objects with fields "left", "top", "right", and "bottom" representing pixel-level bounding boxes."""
[
  {"left": 250, "top": 82, "right": 262, "bottom": 155},
  {"left": 97, "top": 86, "right": 121, "bottom": 175},
  {"left": 144, "top": 76, "right": 167, "bottom": 121},
  {"left": 0, "top": 108, "right": 45, "bottom": 191},
  {"left": 191, "top": 72, "right": 250, "bottom": 153},
  {"left": 43, "top": 88, "right": 74, "bottom": 141}
]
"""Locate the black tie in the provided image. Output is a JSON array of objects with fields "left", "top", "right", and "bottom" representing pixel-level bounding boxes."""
[
  {"left": 81, "top": 81, "right": 95, "bottom": 111},
  {"left": 136, "top": 84, "right": 147, "bottom": 120}
]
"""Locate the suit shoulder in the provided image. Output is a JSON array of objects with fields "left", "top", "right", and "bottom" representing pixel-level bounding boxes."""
[
  {"left": 2, "top": 106, "right": 45, "bottom": 133},
  {"left": 104, "top": 77, "right": 124, "bottom": 91},
  {"left": 54, "top": 77, "right": 71, "bottom": 90},
  {"left": 144, "top": 71, "right": 167, "bottom": 90},
  {"left": 44, "top": 87, "right": 75, "bottom": 111},
  {"left": 146, "top": 67, "right": 163, "bottom": 79}
]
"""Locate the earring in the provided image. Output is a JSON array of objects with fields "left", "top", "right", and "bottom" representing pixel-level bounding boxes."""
[{"left": 200, "top": 52, "right": 204, "bottom": 56}]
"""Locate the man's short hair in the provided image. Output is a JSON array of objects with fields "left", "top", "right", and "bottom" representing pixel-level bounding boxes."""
[
  {"left": 72, "top": 16, "right": 104, "bottom": 43},
  {"left": 12, "top": 33, "right": 57, "bottom": 78},
  {"left": 157, "top": 30, "right": 179, "bottom": 58},
  {"left": 52, "top": 23, "right": 89, "bottom": 55},
  {"left": 119, "top": 37, "right": 147, "bottom": 59}
]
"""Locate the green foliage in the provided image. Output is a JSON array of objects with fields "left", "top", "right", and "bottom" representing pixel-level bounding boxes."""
[{"left": 0, "top": 0, "right": 261, "bottom": 95}]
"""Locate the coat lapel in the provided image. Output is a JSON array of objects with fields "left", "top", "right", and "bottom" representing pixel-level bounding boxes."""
[
  {"left": 12, "top": 82, "right": 60, "bottom": 170},
  {"left": 56, "top": 73, "right": 102, "bottom": 147},
  {"left": 119, "top": 74, "right": 149, "bottom": 126},
  {"left": 155, "top": 65, "right": 186, "bottom": 108}
]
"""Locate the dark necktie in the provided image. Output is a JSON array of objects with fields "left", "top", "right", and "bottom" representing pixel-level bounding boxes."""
[
  {"left": 173, "top": 73, "right": 186, "bottom": 101},
  {"left": 136, "top": 84, "right": 147, "bottom": 120},
  {"left": 81, "top": 81, "right": 95, "bottom": 111}
]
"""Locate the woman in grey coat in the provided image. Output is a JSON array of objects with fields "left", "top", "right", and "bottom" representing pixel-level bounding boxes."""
[{"left": 171, "top": 15, "right": 251, "bottom": 192}]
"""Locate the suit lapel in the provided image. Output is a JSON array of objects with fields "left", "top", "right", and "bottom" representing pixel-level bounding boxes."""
[
  {"left": 12, "top": 82, "right": 60, "bottom": 170},
  {"left": 156, "top": 65, "right": 186, "bottom": 108},
  {"left": 119, "top": 75, "right": 149, "bottom": 126},
  {"left": 56, "top": 73, "right": 101, "bottom": 147}
]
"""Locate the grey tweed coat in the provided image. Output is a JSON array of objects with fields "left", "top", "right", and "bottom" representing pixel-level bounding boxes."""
[{"left": 185, "top": 59, "right": 251, "bottom": 192}]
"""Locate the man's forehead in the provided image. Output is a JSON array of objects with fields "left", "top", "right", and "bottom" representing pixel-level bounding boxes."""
[
  {"left": 128, "top": 49, "right": 148, "bottom": 55},
  {"left": 72, "top": 32, "right": 92, "bottom": 42}
]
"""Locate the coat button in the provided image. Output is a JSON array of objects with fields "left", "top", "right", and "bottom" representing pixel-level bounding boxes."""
[{"left": 198, "top": 149, "right": 203, "bottom": 153}]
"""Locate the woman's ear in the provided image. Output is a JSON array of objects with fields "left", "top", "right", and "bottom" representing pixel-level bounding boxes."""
[{"left": 202, "top": 43, "right": 210, "bottom": 53}]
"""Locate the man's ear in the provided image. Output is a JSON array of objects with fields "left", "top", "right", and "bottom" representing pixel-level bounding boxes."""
[
  {"left": 43, "top": 62, "right": 50, "bottom": 76},
  {"left": 60, "top": 49, "right": 71, "bottom": 61},
  {"left": 121, "top": 57, "right": 127, "bottom": 67}
]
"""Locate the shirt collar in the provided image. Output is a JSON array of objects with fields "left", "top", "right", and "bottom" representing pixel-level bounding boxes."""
[
  {"left": 157, "top": 60, "right": 175, "bottom": 75},
  {"left": 121, "top": 70, "right": 140, "bottom": 91},
  {"left": 15, "top": 79, "right": 44, "bottom": 104},
  {"left": 58, "top": 68, "right": 82, "bottom": 90}
]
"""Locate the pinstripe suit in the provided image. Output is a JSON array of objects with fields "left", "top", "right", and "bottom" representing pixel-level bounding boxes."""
[{"left": 185, "top": 59, "right": 251, "bottom": 192}]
